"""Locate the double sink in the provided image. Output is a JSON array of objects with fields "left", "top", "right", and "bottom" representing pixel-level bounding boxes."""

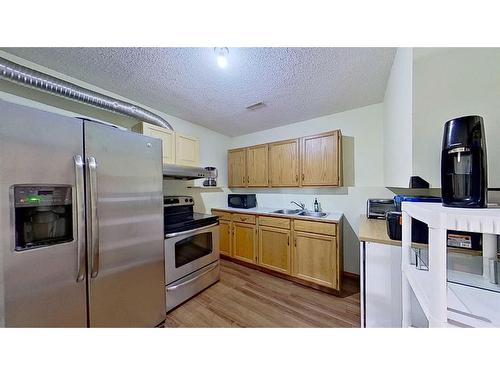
[{"left": 272, "top": 209, "right": 327, "bottom": 218}]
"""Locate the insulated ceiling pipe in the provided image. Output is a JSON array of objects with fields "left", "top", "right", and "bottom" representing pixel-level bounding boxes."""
[{"left": 0, "top": 56, "right": 173, "bottom": 130}]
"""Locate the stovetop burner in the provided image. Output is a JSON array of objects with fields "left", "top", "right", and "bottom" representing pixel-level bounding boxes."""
[{"left": 164, "top": 196, "right": 218, "bottom": 235}]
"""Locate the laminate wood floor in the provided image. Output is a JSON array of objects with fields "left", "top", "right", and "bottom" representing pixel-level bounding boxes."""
[{"left": 164, "top": 259, "right": 360, "bottom": 328}]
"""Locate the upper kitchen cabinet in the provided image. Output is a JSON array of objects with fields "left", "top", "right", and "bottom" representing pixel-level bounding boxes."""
[
  {"left": 227, "top": 130, "right": 343, "bottom": 188},
  {"left": 246, "top": 144, "right": 269, "bottom": 187},
  {"left": 132, "top": 122, "right": 175, "bottom": 164},
  {"left": 175, "top": 133, "right": 200, "bottom": 167},
  {"left": 228, "top": 148, "right": 247, "bottom": 187},
  {"left": 301, "top": 130, "right": 342, "bottom": 186},
  {"left": 132, "top": 122, "right": 200, "bottom": 167},
  {"left": 269, "top": 139, "right": 300, "bottom": 187}
]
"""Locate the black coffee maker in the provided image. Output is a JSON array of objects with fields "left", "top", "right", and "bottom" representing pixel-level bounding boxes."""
[{"left": 441, "top": 115, "right": 487, "bottom": 208}]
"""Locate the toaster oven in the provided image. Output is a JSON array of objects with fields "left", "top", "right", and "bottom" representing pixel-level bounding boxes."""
[{"left": 366, "top": 199, "right": 395, "bottom": 219}]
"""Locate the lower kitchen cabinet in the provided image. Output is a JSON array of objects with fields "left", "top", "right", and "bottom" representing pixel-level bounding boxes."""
[
  {"left": 258, "top": 226, "right": 291, "bottom": 274},
  {"left": 233, "top": 222, "right": 257, "bottom": 264},
  {"left": 219, "top": 219, "right": 232, "bottom": 257},
  {"left": 211, "top": 209, "right": 342, "bottom": 292},
  {"left": 293, "top": 232, "right": 338, "bottom": 289}
]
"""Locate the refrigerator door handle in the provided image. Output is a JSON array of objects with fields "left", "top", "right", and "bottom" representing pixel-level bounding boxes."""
[
  {"left": 74, "top": 155, "right": 86, "bottom": 282},
  {"left": 87, "top": 156, "right": 100, "bottom": 278}
]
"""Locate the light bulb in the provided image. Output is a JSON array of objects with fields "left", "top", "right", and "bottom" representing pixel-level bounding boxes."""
[
  {"left": 214, "top": 47, "right": 229, "bottom": 69},
  {"left": 217, "top": 55, "right": 228, "bottom": 69}
]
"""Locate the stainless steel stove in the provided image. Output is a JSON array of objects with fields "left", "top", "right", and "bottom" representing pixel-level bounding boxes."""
[{"left": 164, "top": 196, "right": 220, "bottom": 312}]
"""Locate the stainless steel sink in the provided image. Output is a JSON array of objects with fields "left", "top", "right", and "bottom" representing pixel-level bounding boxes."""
[
  {"left": 298, "top": 211, "right": 328, "bottom": 218},
  {"left": 272, "top": 209, "right": 302, "bottom": 215}
]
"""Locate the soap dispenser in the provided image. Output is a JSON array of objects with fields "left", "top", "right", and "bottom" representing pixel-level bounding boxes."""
[{"left": 314, "top": 198, "right": 319, "bottom": 212}]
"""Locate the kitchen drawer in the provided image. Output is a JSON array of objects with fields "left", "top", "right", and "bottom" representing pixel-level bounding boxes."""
[
  {"left": 211, "top": 210, "right": 232, "bottom": 221},
  {"left": 232, "top": 213, "right": 256, "bottom": 224},
  {"left": 258, "top": 215, "right": 291, "bottom": 229},
  {"left": 293, "top": 219, "right": 336, "bottom": 236}
]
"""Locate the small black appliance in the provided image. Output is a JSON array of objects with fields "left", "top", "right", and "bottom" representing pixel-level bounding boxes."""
[
  {"left": 441, "top": 115, "right": 488, "bottom": 208},
  {"left": 387, "top": 195, "right": 442, "bottom": 243},
  {"left": 228, "top": 193, "right": 257, "bottom": 209},
  {"left": 386, "top": 211, "right": 429, "bottom": 244},
  {"left": 409, "top": 176, "right": 430, "bottom": 189}
]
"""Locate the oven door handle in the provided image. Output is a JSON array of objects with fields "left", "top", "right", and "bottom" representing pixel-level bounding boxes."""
[
  {"left": 166, "top": 263, "right": 219, "bottom": 291},
  {"left": 165, "top": 222, "right": 219, "bottom": 239}
]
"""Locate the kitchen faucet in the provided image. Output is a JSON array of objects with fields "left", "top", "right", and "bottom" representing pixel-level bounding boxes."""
[{"left": 291, "top": 201, "right": 306, "bottom": 210}]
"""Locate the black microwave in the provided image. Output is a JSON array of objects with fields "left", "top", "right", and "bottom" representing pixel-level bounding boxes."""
[{"left": 228, "top": 194, "right": 257, "bottom": 209}]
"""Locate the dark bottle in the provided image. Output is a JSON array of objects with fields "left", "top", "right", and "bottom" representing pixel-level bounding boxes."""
[
  {"left": 314, "top": 198, "right": 319, "bottom": 212},
  {"left": 441, "top": 115, "right": 487, "bottom": 208}
]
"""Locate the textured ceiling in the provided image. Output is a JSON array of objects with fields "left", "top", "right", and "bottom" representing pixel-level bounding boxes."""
[{"left": 2, "top": 48, "right": 396, "bottom": 136}]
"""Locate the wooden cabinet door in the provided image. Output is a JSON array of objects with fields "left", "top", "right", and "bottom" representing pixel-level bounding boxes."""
[
  {"left": 292, "top": 231, "right": 338, "bottom": 289},
  {"left": 175, "top": 133, "right": 200, "bottom": 166},
  {"left": 219, "top": 220, "right": 232, "bottom": 257},
  {"left": 246, "top": 144, "right": 269, "bottom": 187},
  {"left": 301, "top": 130, "right": 341, "bottom": 186},
  {"left": 228, "top": 149, "right": 247, "bottom": 187},
  {"left": 233, "top": 222, "right": 257, "bottom": 264},
  {"left": 132, "top": 122, "right": 175, "bottom": 164},
  {"left": 269, "top": 139, "right": 299, "bottom": 187},
  {"left": 258, "top": 226, "right": 291, "bottom": 274}
]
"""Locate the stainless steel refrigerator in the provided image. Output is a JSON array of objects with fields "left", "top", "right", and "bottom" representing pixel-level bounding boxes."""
[{"left": 0, "top": 99, "right": 166, "bottom": 327}]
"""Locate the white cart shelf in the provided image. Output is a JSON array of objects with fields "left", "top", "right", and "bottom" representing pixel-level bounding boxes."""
[{"left": 401, "top": 202, "right": 500, "bottom": 328}]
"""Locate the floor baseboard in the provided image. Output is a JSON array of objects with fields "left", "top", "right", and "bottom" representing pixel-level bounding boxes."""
[{"left": 343, "top": 271, "right": 360, "bottom": 280}]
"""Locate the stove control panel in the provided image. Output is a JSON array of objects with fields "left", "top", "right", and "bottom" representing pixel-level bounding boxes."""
[{"left": 164, "top": 196, "right": 194, "bottom": 206}]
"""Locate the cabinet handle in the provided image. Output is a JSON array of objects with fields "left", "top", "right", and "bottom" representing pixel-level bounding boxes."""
[
  {"left": 302, "top": 173, "right": 305, "bottom": 181},
  {"left": 287, "top": 235, "right": 290, "bottom": 246},
  {"left": 247, "top": 176, "right": 250, "bottom": 183},
  {"left": 294, "top": 238, "right": 297, "bottom": 247},
  {"left": 295, "top": 174, "right": 298, "bottom": 182},
  {"left": 240, "top": 217, "right": 247, "bottom": 221}
]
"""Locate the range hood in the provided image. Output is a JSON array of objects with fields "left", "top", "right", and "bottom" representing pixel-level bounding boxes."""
[{"left": 162, "top": 164, "right": 211, "bottom": 180}]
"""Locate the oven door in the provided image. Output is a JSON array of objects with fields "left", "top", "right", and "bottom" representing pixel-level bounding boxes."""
[{"left": 165, "top": 223, "right": 219, "bottom": 284}]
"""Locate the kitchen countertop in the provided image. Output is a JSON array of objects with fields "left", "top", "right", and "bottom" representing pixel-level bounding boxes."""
[
  {"left": 359, "top": 215, "right": 430, "bottom": 249},
  {"left": 212, "top": 206, "right": 343, "bottom": 223},
  {"left": 359, "top": 215, "right": 401, "bottom": 246}
]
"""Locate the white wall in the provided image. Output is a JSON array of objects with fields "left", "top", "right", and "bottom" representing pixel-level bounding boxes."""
[
  {"left": 230, "top": 104, "right": 393, "bottom": 274},
  {"left": 413, "top": 48, "right": 500, "bottom": 188},
  {"left": 383, "top": 48, "right": 413, "bottom": 187}
]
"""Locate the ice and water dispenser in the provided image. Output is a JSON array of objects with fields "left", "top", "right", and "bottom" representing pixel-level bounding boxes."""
[{"left": 13, "top": 185, "right": 73, "bottom": 251}]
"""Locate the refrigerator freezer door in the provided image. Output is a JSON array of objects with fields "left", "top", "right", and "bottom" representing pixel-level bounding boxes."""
[
  {"left": 0, "top": 100, "right": 87, "bottom": 327},
  {"left": 84, "top": 120, "right": 165, "bottom": 327}
]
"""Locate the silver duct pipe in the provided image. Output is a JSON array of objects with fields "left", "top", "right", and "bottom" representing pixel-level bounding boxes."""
[{"left": 0, "top": 56, "right": 173, "bottom": 130}]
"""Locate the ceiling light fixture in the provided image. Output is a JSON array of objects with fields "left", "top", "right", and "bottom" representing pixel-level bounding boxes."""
[{"left": 214, "top": 47, "right": 229, "bottom": 69}]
